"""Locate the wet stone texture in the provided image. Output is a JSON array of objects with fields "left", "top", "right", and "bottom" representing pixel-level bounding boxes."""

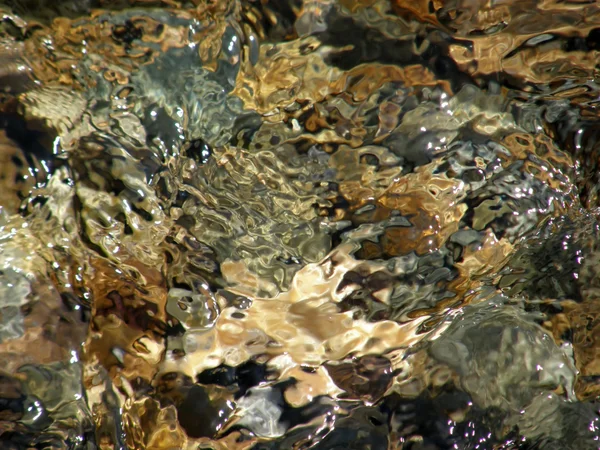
[{"left": 0, "top": 0, "right": 600, "bottom": 448}]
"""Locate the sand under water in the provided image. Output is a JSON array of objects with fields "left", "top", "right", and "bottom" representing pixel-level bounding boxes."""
[{"left": 0, "top": 0, "right": 600, "bottom": 448}]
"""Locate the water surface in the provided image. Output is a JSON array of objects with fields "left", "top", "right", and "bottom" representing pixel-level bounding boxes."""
[{"left": 0, "top": 0, "right": 599, "bottom": 448}]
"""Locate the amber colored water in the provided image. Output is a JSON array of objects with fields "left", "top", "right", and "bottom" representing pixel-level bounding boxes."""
[{"left": 1, "top": 0, "right": 600, "bottom": 448}]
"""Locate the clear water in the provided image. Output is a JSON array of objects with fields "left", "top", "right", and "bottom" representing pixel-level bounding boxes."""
[{"left": 0, "top": 0, "right": 600, "bottom": 448}]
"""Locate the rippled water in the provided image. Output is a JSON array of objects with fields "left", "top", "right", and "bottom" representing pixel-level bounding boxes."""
[{"left": 1, "top": 0, "right": 600, "bottom": 448}]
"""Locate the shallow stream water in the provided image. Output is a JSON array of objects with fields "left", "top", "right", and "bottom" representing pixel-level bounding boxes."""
[{"left": 1, "top": 0, "right": 600, "bottom": 448}]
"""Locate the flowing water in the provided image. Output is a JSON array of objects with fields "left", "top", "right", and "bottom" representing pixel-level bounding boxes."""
[{"left": 0, "top": 0, "right": 600, "bottom": 448}]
